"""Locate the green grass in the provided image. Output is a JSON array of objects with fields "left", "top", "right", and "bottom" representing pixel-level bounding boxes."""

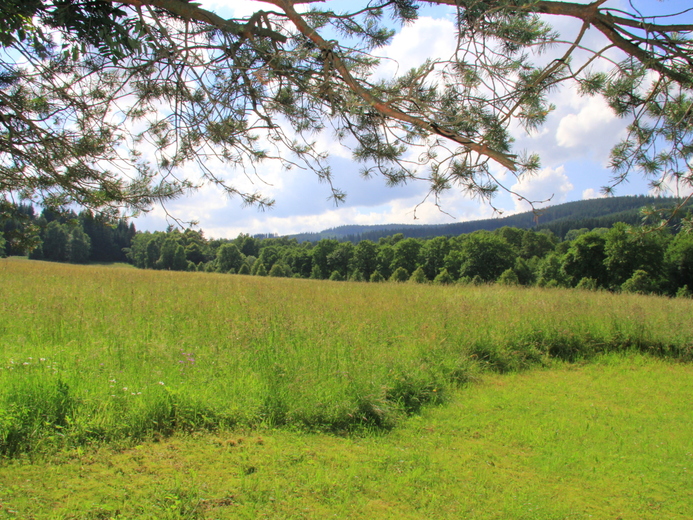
[
  {"left": 1, "top": 257, "right": 693, "bottom": 455},
  {"left": 0, "top": 354, "right": 691, "bottom": 519}
]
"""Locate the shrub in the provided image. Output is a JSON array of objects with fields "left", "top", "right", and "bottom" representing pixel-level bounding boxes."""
[
  {"left": 676, "top": 285, "right": 692, "bottom": 298},
  {"left": 409, "top": 267, "right": 427, "bottom": 284},
  {"left": 621, "top": 270, "right": 657, "bottom": 295},
  {"left": 497, "top": 268, "right": 520, "bottom": 286},
  {"left": 349, "top": 270, "right": 365, "bottom": 282},
  {"left": 269, "top": 263, "right": 289, "bottom": 277},
  {"left": 576, "top": 277, "right": 598, "bottom": 291},
  {"left": 329, "top": 270, "right": 344, "bottom": 281},
  {"left": 389, "top": 267, "right": 409, "bottom": 283},
  {"left": 434, "top": 269, "right": 454, "bottom": 285},
  {"left": 369, "top": 270, "right": 385, "bottom": 283}
]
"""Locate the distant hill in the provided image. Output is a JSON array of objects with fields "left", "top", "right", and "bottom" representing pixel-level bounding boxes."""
[{"left": 286, "top": 195, "right": 690, "bottom": 242}]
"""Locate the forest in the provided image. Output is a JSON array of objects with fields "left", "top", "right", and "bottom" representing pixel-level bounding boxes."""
[{"left": 2, "top": 197, "right": 692, "bottom": 297}]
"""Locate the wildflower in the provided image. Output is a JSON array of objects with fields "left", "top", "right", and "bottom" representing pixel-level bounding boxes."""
[
  {"left": 39, "top": 358, "right": 46, "bottom": 362},
  {"left": 158, "top": 381, "right": 165, "bottom": 385},
  {"left": 123, "top": 387, "right": 128, "bottom": 391}
]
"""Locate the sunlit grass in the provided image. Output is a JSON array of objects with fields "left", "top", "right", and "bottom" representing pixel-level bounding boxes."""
[
  {"left": 1, "top": 354, "right": 691, "bottom": 519},
  {"left": 1, "top": 257, "right": 692, "bottom": 454}
]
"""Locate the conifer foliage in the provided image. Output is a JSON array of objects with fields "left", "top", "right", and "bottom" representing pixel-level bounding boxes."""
[{"left": 0, "top": 1, "right": 690, "bottom": 214}]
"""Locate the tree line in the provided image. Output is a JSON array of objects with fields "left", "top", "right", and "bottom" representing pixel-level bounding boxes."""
[
  {"left": 1, "top": 205, "right": 135, "bottom": 264},
  {"left": 288, "top": 196, "right": 690, "bottom": 243},
  {"left": 124, "top": 224, "right": 693, "bottom": 297},
  {"left": 3, "top": 204, "right": 692, "bottom": 297}
]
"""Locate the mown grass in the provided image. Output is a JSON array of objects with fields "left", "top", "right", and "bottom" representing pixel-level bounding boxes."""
[
  {"left": 1, "top": 257, "right": 692, "bottom": 455},
  {"left": 0, "top": 354, "right": 691, "bottom": 519}
]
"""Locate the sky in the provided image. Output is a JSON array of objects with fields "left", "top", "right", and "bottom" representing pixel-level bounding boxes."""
[{"left": 133, "top": 0, "right": 692, "bottom": 238}]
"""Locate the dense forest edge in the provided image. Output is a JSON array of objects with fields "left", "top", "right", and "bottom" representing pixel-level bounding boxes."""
[{"left": 1, "top": 195, "right": 692, "bottom": 296}]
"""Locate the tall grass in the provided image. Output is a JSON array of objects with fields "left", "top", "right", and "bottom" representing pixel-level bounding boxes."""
[{"left": 1, "top": 258, "right": 692, "bottom": 455}]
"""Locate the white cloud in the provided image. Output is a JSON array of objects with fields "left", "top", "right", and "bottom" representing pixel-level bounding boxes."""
[
  {"left": 375, "top": 17, "right": 457, "bottom": 78},
  {"left": 510, "top": 166, "right": 574, "bottom": 213},
  {"left": 650, "top": 178, "right": 693, "bottom": 199},
  {"left": 582, "top": 188, "right": 605, "bottom": 200},
  {"left": 556, "top": 95, "right": 621, "bottom": 149},
  {"left": 198, "top": 0, "right": 264, "bottom": 18}
]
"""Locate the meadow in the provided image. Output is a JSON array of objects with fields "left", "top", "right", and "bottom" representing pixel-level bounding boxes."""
[
  {"left": 1, "top": 257, "right": 692, "bottom": 456},
  {"left": 2, "top": 258, "right": 693, "bottom": 518},
  {"left": 1, "top": 355, "right": 692, "bottom": 519}
]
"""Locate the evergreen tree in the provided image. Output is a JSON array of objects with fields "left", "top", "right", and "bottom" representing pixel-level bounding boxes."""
[
  {"left": 68, "top": 227, "right": 91, "bottom": 264},
  {"left": 42, "top": 221, "right": 70, "bottom": 262},
  {"left": 5, "top": 0, "right": 691, "bottom": 231},
  {"left": 172, "top": 244, "right": 188, "bottom": 271}
]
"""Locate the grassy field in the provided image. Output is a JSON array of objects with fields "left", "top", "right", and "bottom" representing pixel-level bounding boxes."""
[
  {"left": 1, "top": 257, "right": 692, "bottom": 456},
  {"left": 0, "top": 354, "right": 691, "bottom": 519},
  {"left": 1, "top": 258, "right": 693, "bottom": 518}
]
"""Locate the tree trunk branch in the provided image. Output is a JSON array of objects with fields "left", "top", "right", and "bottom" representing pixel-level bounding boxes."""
[
  {"left": 115, "top": 0, "right": 288, "bottom": 42},
  {"left": 270, "top": 0, "right": 519, "bottom": 170}
]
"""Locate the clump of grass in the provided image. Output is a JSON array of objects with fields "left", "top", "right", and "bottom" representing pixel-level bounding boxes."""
[{"left": 1, "top": 258, "right": 692, "bottom": 455}]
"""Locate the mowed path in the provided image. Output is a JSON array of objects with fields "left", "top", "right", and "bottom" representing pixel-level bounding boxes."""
[{"left": 1, "top": 354, "right": 691, "bottom": 520}]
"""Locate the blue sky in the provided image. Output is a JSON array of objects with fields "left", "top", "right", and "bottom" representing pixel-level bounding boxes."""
[{"left": 133, "top": 0, "right": 692, "bottom": 237}]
